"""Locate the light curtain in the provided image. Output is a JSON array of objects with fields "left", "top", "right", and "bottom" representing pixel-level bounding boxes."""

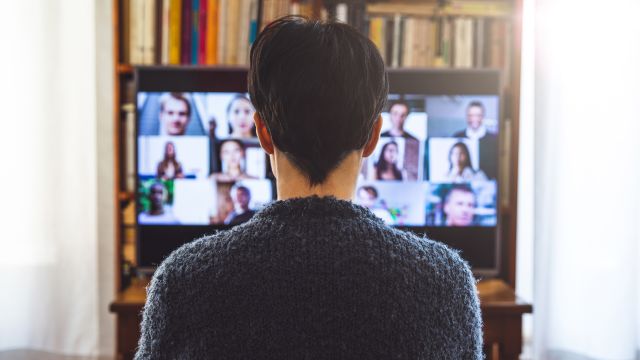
[
  {"left": 533, "top": 0, "right": 640, "bottom": 358},
  {"left": 0, "top": 0, "right": 114, "bottom": 356}
]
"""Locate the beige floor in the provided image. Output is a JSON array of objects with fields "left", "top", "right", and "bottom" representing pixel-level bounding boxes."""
[{"left": 0, "top": 350, "right": 112, "bottom": 360}]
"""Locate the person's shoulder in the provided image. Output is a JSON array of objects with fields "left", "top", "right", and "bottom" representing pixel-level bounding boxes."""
[
  {"left": 385, "top": 227, "right": 476, "bottom": 285},
  {"left": 153, "top": 230, "right": 233, "bottom": 283}
]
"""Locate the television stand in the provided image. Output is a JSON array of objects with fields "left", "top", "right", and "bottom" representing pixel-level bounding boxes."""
[{"left": 110, "top": 278, "right": 532, "bottom": 360}]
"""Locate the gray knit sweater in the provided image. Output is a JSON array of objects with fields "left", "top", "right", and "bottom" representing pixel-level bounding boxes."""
[{"left": 135, "top": 196, "right": 483, "bottom": 359}]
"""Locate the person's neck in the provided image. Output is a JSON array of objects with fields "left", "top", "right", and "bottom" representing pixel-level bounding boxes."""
[
  {"left": 273, "top": 150, "right": 362, "bottom": 201},
  {"left": 389, "top": 128, "right": 404, "bottom": 136}
]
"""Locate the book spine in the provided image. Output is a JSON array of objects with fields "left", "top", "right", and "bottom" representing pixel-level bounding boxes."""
[
  {"left": 206, "top": 0, "right": 218, "bottom": 64},
  {"left": 290, "top": 0, "right": 300, "bottom": 15},
  {"left": 198, "top": 0, "right": 208, "bottom": 64},
  {"left": 161, "top": 0, "right": 171, "bottom": 64},
  {"left": 249, "top": 0, "right": 259, "bottom": 46},
  {"left": 168, "top": 0, "right": 182, "bottom": 64},
  {"left": 217, "top": 0, "right": 227, "bottom": 63},
  {"left": 123, "top": 103, "right": 136, "bottom": 192},
  {"left": 466, "top": 18, "right": 474, "bottom": 67},
  {"left": 225, "top": 0, "right": 240, "bottom": 64},
  {"left": 122, "top": 0, "right": 131, "bottom": 63},
  {"left": 454, "top": 17, "right": 463, "bottom": 67},
  {"left": 143, "top": 0, "right": 157, "bottom": 64},
  {"left": 129, "top": 0, "right": 141, "bottom": 64},
  {"left": 181, "top": 0, "right": 192, "bottom": 64},
  {"left": 384, "top": 17, "right": 393, "bottom": 64},
  {"left": 502, "top": 20, "right": 512, "bottom": 87},
  {"left": 474, "top": 17, "right": 484, "bottom": 67},
  {"left": 401, "top": 17, "right": 413, "bottom": 67},
  {"left": 336, "top": 3, "right": 348, "bottom": 23},
  {"left": 369, "top": 17, "right": 384, "bottom": 56},
  {"left": 191, "top": 0, "right": 199, "bottom": 64},
  {"left": 260, "top": 0, "right": 272, "bottom": 30},
  {"left": 391, "top": 13, "right": 401, "bottom": 68},
  {"left": 237, "top": 0, "right": 251, "bottom": 65},
  {"left": 415, "top": 18, "right": 428, "bottom": 67},
  {"left": 442, "top": 17, "right": 452, "bottom": 66},
  {"left": 429, "top": 18, "right": 438, "bottom": 66},
  {"left": 154, "top": 0, "right": 163, "bottom": 64}
]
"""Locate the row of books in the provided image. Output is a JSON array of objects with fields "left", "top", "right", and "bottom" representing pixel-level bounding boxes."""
[
  {"left": 369, "top": 16, "right": 512, "bottom": 69},
  {"left": 123, "top": 0, "right": 512, "bottom": 68},
  {"left": 125, "top": 0, "right": 261, "bottom": 65}
]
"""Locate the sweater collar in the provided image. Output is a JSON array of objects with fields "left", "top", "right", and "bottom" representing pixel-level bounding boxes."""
[{"left": 253, "top": 195, "right": 385, "bottom": 224}]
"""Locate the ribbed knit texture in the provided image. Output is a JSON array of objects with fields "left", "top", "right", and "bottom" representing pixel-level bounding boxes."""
[{"left": 135, "top": 196, "right": 483, "bottom": 359}]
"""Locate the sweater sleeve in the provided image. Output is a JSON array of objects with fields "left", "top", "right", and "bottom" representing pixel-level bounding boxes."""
[
  {"left": 437, "top": 245, "right": 484, "bottom": 360},
  {"left": 449, "top": 256, "right": 484, "bottom": 359},
  {"left": 134, "top": 259, "right": 177, "bottom": 360},
  {"left": 415, "top": 239, "right": 484, "bottom": 360}
]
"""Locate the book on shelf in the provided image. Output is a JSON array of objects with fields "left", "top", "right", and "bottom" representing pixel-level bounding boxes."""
[{"left": 121, "top": 103, "right": 136, "bottom": 193}]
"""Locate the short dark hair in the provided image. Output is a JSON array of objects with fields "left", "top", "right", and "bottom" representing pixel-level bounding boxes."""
[
  {"left": 467, "top": 101, "right": 485, "bottom": 114},
  {"left": 249, "top": 16, "right": 388, "bottom": 185}
]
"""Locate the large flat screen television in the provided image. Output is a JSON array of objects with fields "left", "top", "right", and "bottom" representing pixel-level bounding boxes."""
[{"left": 135, "top": 67, "right": 502, "bottom": 277}]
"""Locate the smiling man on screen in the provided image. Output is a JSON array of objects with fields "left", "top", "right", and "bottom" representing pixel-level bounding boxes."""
[{"left": 135, "top": 16, "right": 482, "bottom": 359}]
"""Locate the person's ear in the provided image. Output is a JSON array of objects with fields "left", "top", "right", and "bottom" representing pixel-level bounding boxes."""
[
  {"left": 254, "top": 113, "right": 274, "bottom": 155},
  {"left": 362, "top": 115, "right": 383, "bottom": 157}
]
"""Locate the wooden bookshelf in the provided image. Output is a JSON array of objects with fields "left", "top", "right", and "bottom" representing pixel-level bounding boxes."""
[{"left": 110, "top": 0, "right": 529, "bottom": 358}]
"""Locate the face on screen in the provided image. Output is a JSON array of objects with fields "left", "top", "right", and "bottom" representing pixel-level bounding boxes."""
[
  {"left": 466, "top": 104, "right": 485, "bottom": 131},
  {"left": 137, "top": 92, "right": 273, "bottom": 226},
  {"left": 357, "top": 94, "right": 499, "bottom": 228},
  {"left": 159, "top": 95, "right": 190, "bottom": 135},
  {"left": 227, "top": 97, "right": 255, "bottom": 138},
  {"left": 389, "top": 103, "right": 409, "bottom": 131},
  {"left": 444, "top": 188, "right": 476, "bottom": 226}
]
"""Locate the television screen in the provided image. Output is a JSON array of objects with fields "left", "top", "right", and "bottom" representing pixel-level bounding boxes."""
[{"left": 135, "top": 68, "right": 502, "bottom": 277}]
